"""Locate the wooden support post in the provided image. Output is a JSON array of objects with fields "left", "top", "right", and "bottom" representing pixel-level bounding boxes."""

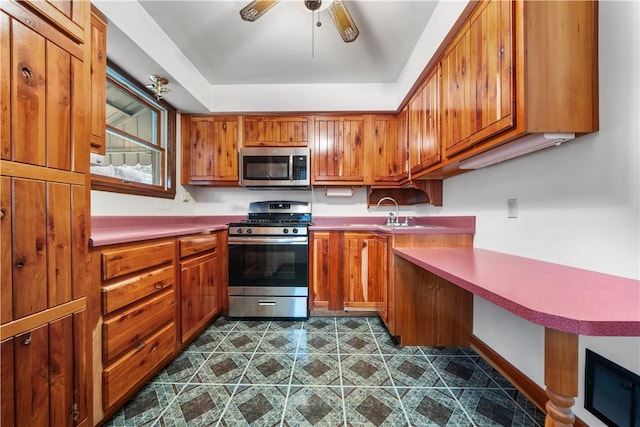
[{"left": 544, "top": 328, "right": 578, "bottom": 427}]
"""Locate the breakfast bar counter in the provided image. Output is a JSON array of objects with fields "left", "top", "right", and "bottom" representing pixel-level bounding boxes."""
[{"left": 392, "top": 246, "right": 640, "bottom": 427}]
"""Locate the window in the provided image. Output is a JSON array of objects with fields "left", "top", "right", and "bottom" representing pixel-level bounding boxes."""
[{"left": 91, "top": 62, "right": 176, "bottom": 199}]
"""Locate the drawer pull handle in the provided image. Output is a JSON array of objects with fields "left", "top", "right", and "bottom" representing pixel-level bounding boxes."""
[
  {"left": 259, "top": 300, "right": 276, "bottom": 306},
  {"left": 150, "top": 344, "right": 158, "bottom": 353},
  {"left": 23, "top": 334, "right": 31, "bottom": 345},
  {"left": 155, "top": 283, "right": 163, "bottom": 289},
  {"left": 135, "top": 342, "right": 146, "bottom": 351}
]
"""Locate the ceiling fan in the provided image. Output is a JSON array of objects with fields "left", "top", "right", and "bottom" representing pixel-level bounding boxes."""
[{"left": 240, "top": 0, "right": 359, "bottom": 42}]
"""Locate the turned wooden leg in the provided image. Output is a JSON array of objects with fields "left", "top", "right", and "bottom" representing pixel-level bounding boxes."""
[{"left": 544, "top": 328, "right": 579, "bottom": 427}]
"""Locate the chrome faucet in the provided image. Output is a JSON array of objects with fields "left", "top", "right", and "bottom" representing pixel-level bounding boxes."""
[{"left": 376, "top": 197, "right": 400, "bottom": 226}]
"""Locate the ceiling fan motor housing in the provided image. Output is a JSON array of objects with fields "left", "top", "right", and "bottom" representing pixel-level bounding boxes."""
[{"left": 304, "top": 0, "right": 322, "bottom": 11}]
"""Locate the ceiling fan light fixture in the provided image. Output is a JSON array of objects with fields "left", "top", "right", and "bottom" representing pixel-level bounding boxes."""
[
  {"left": 328, "top": 0, "right": 359, "bottom": 42},
  {"left": 240, "top": 0, "right": 279, "bottom": 22}
]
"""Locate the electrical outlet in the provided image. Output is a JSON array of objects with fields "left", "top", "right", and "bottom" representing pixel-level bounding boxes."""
[{"left": 507, "top": 198, "right": 518, "bottom": 218}]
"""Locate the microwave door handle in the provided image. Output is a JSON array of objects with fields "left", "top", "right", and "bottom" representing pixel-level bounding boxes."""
[{"left": 289, "top": 155, "right": 294, "bottom": 183}]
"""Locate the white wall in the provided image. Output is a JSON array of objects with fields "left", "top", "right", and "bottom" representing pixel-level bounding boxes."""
[
  {"left": 91, "top": 2, "right": 639, "bottom": 424},
  {"left": 432, "top": 2, "right": 639, "bottom": 424}
]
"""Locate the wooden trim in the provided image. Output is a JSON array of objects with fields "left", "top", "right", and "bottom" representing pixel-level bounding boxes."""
[
  {"left": 470, "top": 334, "right": 588, "bottom": 427},
  {"left": 1, "top": 160, "right": 85, "bottom": 185},
  {"left": 0, "top": 298, "right": 86, "bottom": 340}
]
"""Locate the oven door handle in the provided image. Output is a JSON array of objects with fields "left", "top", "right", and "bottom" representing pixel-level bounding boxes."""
[{"left": 228, "top": 236, "right": 308, "bottom": 245}]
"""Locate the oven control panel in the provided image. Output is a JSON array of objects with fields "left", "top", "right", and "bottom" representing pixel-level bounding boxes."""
[{"left": 230, "top": 226, "right": 308, "bottom": 236}]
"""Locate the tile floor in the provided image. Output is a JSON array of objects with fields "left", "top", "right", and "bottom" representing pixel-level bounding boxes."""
[{"left": 104, "top": 316, "right": 546, "bottom": 426}]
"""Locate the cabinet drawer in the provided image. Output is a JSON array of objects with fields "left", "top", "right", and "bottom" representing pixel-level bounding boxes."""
[
  {"left": 102, "top": 289, "right": 175, "bottom": 363},
  {"left": 102, "top": 265, "right": 175, "bottom": 315},
  {"left": 101, "top": 240, "right": 175, "bottom": 281},
  {"left": 102, "top": 322, "right": 175, "bottom": 409},
  {"left": 178, "top": 234, "right": 217, "bottom": 259}
]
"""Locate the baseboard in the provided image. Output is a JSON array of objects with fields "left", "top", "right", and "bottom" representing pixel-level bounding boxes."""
[
  {"left": 310, "top": 310, "right": 378, "bottom": 317},
  {"left": 470, "top": 335, "right": 588, "bottom": 427}
]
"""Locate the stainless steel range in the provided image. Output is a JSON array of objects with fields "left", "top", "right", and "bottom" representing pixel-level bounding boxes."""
[{"left": 227, "top": 201, "right": 311, "bottom": 319}]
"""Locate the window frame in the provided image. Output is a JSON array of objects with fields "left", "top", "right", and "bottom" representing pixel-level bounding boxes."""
[{"left": 91, "top": 61, "right": 176, "bottom": 199}]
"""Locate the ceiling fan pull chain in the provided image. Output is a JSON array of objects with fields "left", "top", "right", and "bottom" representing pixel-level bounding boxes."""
[{"left": 311, "top": 9, "right": 315, "bottom": 58}]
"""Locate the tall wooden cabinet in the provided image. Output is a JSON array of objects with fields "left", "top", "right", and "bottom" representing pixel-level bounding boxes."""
[
  {"left": 365, "top": 114, "right": 408, "bottom": 186},
  {"left": 408, "top": 67, "right": 441, "bottom": 174},
  {"left": 0, "top": 0, "right": 92, "bottom": 425}
]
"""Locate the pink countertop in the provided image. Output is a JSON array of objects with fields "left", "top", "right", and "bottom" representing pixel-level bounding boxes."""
[
  {"left": 90, "top": 216, "right": 243, "bottom": 247},
  {"left": 393, "top": 247, "right": 640, "bottom": 336},
  {"left": 90, "top": 215, "right": 475, "bottom": 246},
  {"left": 310, "top": 216, "right": 475, "bottom": 234}
]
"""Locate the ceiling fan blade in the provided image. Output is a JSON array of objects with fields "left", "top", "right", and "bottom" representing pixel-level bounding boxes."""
[
  {"left": 328, "top": 0, "right": 359, "bottom": 42},
  {"left": 240, "top": 0, "right": 280, "bottom": 22}
]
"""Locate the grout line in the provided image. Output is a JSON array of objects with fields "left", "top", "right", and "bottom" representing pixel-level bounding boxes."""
[{"left": 279, "top": 320, "right": 304, "bottom": 426}]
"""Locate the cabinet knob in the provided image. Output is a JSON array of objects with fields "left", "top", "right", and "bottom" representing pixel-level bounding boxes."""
[
  {"left": 499, "top": 48, "right": 505, "bottom": 57},
  {"left": 23, "top": 334, "right": 31, "bottom": 345}
]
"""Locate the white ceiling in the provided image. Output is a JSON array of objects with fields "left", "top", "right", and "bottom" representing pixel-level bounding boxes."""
[{"left": 94, "top": 1, "right": 467, "bottom": 114}]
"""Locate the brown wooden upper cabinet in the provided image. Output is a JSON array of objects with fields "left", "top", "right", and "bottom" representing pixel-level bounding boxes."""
[
  {"left": 242, "top": 115, "right": 313, "bottom": 147},
  {"left": 181, "top": 115, "right": 240, "bottom": 186},
  {"left": 438, "top": 0, "right": 598, "bottom": 164},
  {"left": 365, "top": 114, "right": 408, "bottom": 186},
  {"left": 20, "top": 0, "right": 89, "bottom": 44},
  {"left": 313, "top": 115, "right": 365, "bottom": 185},
  {"left": 441, "top": 0, "right": 513, "bottom": 158},
  {"left": 90, "top": 6, "right": 107, "bottom": 155},
  {"left": 408, "top": 66, "right": 441, "bottom": 174}
]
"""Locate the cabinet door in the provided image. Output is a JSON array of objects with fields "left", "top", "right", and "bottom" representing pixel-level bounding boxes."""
[
  {"left": 442, "top": 0, "right": 513, "bottom": 157},
  {"left": 243, "top": 116, "right": 312, "bottom": 147},
  {"left": 183, "top": 116, "right": 239, "bottom": 185},
  {"left": 89, "top": 7, "right": 107, "bottom": 154},
  {"left": 367, "top": 114, "right": 408, "bottom": 185},
  {"left": 313, "top": 116, "right": 365, "bottom": 185},
  {"left": 409, "top": 67, "right": 441, "bottom": 173},
  {"left": 467, "top": 0, "right": 513, "bottom": 145},
  {"left": 343, "top": 233, "right": 387, "bottom": 311},
  {"left": 180, "top": 252, "right": 218, "bottom": 343},
  {"left": 0, "top": 313, "right": 88, "bottom": 427},
  {"left": 21, "top": 0, "right": 89, "bottom": 44},
  {"left": 310, "top": 232, "right": 330, "bottom": 311},
  {"left": 441, "top": 25, "right": 472, "bottom": 157}
]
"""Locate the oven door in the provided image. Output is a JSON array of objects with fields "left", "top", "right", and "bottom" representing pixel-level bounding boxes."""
[{"left": 228, "top": 236, "right": 309, "bottom": 297}]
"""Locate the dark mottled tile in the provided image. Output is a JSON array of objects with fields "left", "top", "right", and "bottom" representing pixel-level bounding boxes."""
[
  {"left": 420, "top": 346, "right": 473, "bottom": 357},
  {"left": 367, "top": 316, "right": 390, "bottom": 334},
  {"left": 155, "top": 384, "right": 233, "bottom": 426},
  {"left": 184, "top": 329, "right": 228, "bottom": 353},
  {"left": 231, "top": 319, "right": 271, "bottom": 332},
  {"left": 191, "top": 352, "right": 251, "bottom": 384},
  {"left": 291, "top": 353, "right": 341, "bottom": 386},
  {"left": 103, "top": 383, "right": 182, "bottom": 427},
  {"left": 297, "top": 332, "right": 338, "bottom": 354},
  {"left": 336, "top": 316, "right": 372, "bottom": 333},
  {"left": 283, "top": 386, "right": 345, "bottom": 426},
  {"left": 338, "top": 332, "right": 380, "bottom": 354},
  {"left": 256, "top": 331, "right": 301, "bottom": 354},
  {"left": 267, "top": 320, "right": 304, "bottom": 331},
  {"left": 240, "top": 353, "right": 295, "bottom": 385},
  {"left": 216, "top": 331, "right": 263, "bottom": 353},
  {"left": 341, "top": 354, "right": 393, "bottom": 387},
  {"left": 455, "top": 388, "right": 527, "bottom": 427},
  {"left": 208, "top": 317, "right": 238, "bottom": 331},
  {"left": 303, "top": 317, "right": 336, "bottom": 332},
  {"left": 151, "top": 351, "right": 207, "bottom": 383},
  {"left": 397, "top": 387, "right": 473, "bottom": 426},
  {"left": 375, "top": 333, "right": 422, "bottom": 355},
  {"left": 384, "top": 355, "right": 443, "bottom": 387},
  {"left": 343, "top": 387, "right": 408, "bottom": 426},
  {"left": 430, "top": 355, "right": 496, "bottom": 388},
  {"left": 219, "top": 385, "right": 287, "bottom": 426}
]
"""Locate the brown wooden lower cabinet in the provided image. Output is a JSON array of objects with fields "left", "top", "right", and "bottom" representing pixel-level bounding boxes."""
[
  {"left": 379, "top": 233, "right": 474, "bottom": 337},
  {"left": 179, "top": 233, "right": 221, "bottom": 344},
  {"left": 310, "top": 231, "right": 387, "bottom": 312},
  {"left": 91, "top": 232, "right": 226, "bottom": 424},
  {"left": 1, "top": 312, "right": 88, "bottom": 427}
]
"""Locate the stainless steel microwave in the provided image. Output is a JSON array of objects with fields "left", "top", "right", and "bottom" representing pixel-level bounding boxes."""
[{"left": 239, "top": 147, "right": 311, "bottom": 188}]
